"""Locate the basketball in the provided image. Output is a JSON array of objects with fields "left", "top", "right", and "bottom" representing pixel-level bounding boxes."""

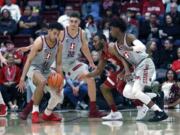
[{"left": 47, "top": 73, "right": 64, "bottom": 89}]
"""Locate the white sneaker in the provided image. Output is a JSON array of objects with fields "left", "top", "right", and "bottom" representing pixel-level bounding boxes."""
[
  {"left": 136, "top": 104, "right": 149, "bottom": 120},
  {"left": 102, "top": 111, "right": 123, "bottom": 121},
  {"left": 102, "top": 121, "right": 123, "bottom": 128}
]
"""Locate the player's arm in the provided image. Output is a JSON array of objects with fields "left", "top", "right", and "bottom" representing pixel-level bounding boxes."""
[
  {"left": 20, "top": 37, "right": 42, "bottom": 81},
  {"left": 86, "top": 58, "right": 106, "bottom": 78},
  {"left": 17, "top": 44, "right": 33, "bottom": 53},
  {"left": 80, "top": 30, "right": 95, "bottom": 67},
  {"left": 0, "top": 51, "right": 7, "bottom": 65},
  {"left": 56, "top": 41, "right": 63, "bottom": 76},
  {"left": 125, "top": 34, "right": 146, "bottom": 52}
]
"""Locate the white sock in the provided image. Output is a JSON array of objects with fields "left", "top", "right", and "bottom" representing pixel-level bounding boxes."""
[
  {"left": 32, "top": 105, "right": 39, "bottom": 113},
  {"left": 151, "top": 104, "right": 162, "bottom": 112},
  {"left": 0, "top": 92, "right": 5, "bottom": 104},
  {"left": 44, "top": 108, "right": 52, "bottom": 116}
]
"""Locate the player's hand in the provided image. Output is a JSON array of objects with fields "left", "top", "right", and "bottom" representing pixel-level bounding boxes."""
[
  {"left": 16, "top": 78, "right": 26, "bottom": 93},
  {"left": 72, "top": 86, "right": 79, "bottom": 96},
  {"left": 89, "top": 62, "right": 97, "bottom": 69},
  {"left": 0, "top": 57, "right": 7, "bottom": 65}
]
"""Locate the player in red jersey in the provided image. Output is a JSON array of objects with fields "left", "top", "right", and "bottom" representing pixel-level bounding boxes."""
[{"left": 79, "top": 33, "right": 149, "bottom": 120}]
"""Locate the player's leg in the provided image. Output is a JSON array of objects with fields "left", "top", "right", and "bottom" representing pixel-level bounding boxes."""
[
  {"left": 42, "top": 87, "right": 62, "bottom": 121},
  {"left": 19, "top": 79, "right": 35, "bottom": 120},
  {"left": 68, "top": 62, "right": 106, "bottom": 118},
  {"left": 132, "top": 59, "right": 168, "bottom": 121},
  {"left": 31, "top": 71, "right": 46, "bottom": 123},
  {"left": 101, "top": 75, "right": 118, "bottom": 112},
  {"left": 101, "top": 83, "right": 122, "bottom": 121}
]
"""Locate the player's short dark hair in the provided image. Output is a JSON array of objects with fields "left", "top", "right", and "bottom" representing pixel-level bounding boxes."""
[
  {"left": 94, "top": 33, "right": 107, "bottom": 42},
  {"left": 48, "top": 22, "right": 64, "bottom": 31},
  {"left": 70, "top": 12, "right": 81, "bottom": 20},
  {"left": 110, "top": 18, "right": 127, "bottom": 32}
]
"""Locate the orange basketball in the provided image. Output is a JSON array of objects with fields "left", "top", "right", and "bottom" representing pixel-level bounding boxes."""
[{"left": 47, "top": 73, "right": 64, "bottom": 89}]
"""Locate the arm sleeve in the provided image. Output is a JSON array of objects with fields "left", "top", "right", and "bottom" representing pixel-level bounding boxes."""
[{"left": 132, "top": 39, "right": 146, "bottom": 52}]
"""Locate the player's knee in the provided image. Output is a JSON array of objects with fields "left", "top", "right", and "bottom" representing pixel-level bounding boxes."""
[{"left": 39, "top": 79, "right": 47, "bottom": 87}]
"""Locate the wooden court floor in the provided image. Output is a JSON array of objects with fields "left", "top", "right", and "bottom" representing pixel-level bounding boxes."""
[{"left": 0, "top": 109, "right": 179, "bottom": 135}]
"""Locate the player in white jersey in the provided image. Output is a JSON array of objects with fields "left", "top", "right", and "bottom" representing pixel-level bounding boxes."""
[
  {"left": 17, "top": 22, "right": 64, "bottom": 123},
  {"left": 109, "top": 18, "right": 168, "bottom": 122},
  {"left": 58, "top": 12, "right": 105, "bottom": 118}
]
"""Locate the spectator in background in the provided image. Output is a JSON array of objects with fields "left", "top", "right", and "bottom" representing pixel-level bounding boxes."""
[
  {"left": 0, "top": 0, "right": 16, "bottom": 7},
  {"left": 159, "top": 39, "right": 177, "bottom": 69},
  {"left": 57, "top": 5, "right": 73, "bottom": 28},
  {"left": 85, "top": 15, "right": 97, "bottom": 39},
  {"left": 3, "top": 40, "right": 23, "bottom": 67},
  {"left": 142, "top": 0, "right": 165, "bottom": 16},
  {"left": 171, "top": 47, "right": 180, "bottom": 73},
  {"left": 1, "top": 0, "right": 21, "bottom": 22},
  {"left": 0, "top": 53, "right": 22, "bottom": 111},
  {"left": 146, "top": 39, "right": 160, "bottom": 68},
  {"left": 64, "top": 76, "right": 88, "bottom": 110},
  {"left": 166, "top": 0, "right": 180, "bottom": 13},
  {"left": 166, "top": 2, "right": 180, "bottom": 25},
  {"left": 147, "top": 13, "right": 160, "bottom": 39},
  {"left": 159, "top": 14, "right": 180, "bottom": 41},
  {"left": 19, "top": 5, "right": 39, "bottom": 37},
  {"left": 0, "top": 9, "right": 17, "bottom": 36},
  {"left": 121, "top": 0, "right": 141, "bottom": 15},
  {"left": 121, "top": 13, "right": 139, "bottom": 37},
  {"left": 138, "top": 12, "right": 151, "bottom": 42},
  {"left": 161, "top": 69, "right": 180, "bottom": 108},
  {"left": 81, "top": 0, "right": 101, "bottom": 21},
  {"left": 102, "top": 0, "right": 119, "bottom": 16}
]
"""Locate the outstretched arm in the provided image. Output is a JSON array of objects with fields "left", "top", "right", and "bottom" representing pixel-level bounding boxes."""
[
  {"left": 56, "top": 41, "right": 63, "bottom": 76},
  {"left": 81, "top": 30, "right": 96, "bottom": 68},
  {"left": 17, "top": 37, "right": 42, "bottom": 92},
  {"left": 86, "top": 58, "right": 106, "bottom": 78},
  {"left": 17, "top": 45, "right": 33, "bottom": 53},
  {"left": 0, "top": 52, "right": 7, "bottom": 65}
]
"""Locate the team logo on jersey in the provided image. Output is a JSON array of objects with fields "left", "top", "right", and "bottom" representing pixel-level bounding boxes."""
[
  {"left": 67, "top": 43, "right": 76, "bottom": 57},
  {"left": 44, "top": 49, "right": 52, "bottom": 60}
]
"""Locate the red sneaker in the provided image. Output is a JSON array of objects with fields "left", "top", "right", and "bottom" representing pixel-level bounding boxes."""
[
  {"left": 0, "top": 104, "right": 7, "bottom": 117},
  {"left": 19, "top": 112, "right": 28, "bottom": 120},
  {"left": 32, "top": 112, "right": 40, "bottom": 123},
  {"left": 19, "top": 100, "right": 33, "bottom": 120},
  {"left": 89, "top": 110, "right": 107, "bottom": 118},
  {"left": 42, "top": 113, "right": 62, "bottom": 121}
]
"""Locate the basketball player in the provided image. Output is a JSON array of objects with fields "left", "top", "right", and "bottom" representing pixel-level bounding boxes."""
[
  {"left": 109, "top": 18, "right": 168, "bottom": 122},
  {"left": 79, "top": 33, "right": 149, "bottom": 121},
  {"left": 17, "top": 22, "right": 64, "bottom": 123},
  {"left": 58, "top": 12, "right": 104, "bottom": 118}
]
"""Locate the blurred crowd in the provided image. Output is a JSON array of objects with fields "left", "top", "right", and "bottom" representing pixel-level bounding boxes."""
[{"left": 0, "top": 0, "right": 180, "bottom": 112}]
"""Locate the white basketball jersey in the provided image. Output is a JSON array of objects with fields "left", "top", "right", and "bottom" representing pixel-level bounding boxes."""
[{"left": 115, "top": 34, "right": 148, "bottom": 66}]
